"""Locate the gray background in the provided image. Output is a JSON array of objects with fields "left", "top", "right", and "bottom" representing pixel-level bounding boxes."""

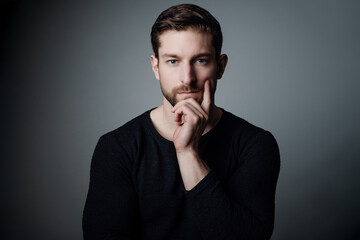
[{"left": 2, "top": 0, "right": 360, "bottom": 239}]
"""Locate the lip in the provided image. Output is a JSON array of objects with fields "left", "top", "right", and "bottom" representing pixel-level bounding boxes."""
[{"left": 178, "top": 91, "right": 200, "bottom": 95}]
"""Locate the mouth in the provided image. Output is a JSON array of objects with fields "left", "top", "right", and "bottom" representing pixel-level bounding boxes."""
[
  {"left": 178, "top": 90, "right": 200, "bottom": 94},
  {"left": 177, "top": 91, "right": 200, "bottom": 96}
]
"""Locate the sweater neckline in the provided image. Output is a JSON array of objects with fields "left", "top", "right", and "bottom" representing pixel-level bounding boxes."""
[{"left": 143, "top": 107, "right": 227, "bottom": 146}]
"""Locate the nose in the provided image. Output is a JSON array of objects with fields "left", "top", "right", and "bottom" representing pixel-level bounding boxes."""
[{"left": 181, "top": 62, "right": 195, "bottom": 85}]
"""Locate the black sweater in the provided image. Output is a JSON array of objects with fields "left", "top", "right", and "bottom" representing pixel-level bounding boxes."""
[{"left": 83, "top": 109, "right": 280, "bottom": 240}]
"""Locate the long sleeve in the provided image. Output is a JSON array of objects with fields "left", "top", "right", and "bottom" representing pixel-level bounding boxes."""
[
  {"left": 83, "top": 134, "right": 139, "bottom": 240},
  {"left": 82, "top": 110, "right": 280, "bottom": 239},
  {"left": 186, "top": 131, "right": 280, "bottom": 240}
]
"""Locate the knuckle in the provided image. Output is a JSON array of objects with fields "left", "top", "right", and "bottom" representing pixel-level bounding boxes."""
[{"left": 191, "top": 115, "right": 199, "bottom": 123}]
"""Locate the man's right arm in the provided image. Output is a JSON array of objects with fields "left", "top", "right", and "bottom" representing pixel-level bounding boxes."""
[{"left": 83, "top": 134, "right": 139, "bottom": 240}]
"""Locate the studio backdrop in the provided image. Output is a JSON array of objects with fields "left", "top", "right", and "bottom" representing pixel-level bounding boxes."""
[{"left": 2, "top": 0, "right": 360, "bottom": 239}]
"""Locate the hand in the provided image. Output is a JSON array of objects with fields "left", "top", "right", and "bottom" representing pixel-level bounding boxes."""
[{"left": 171, "top": 80, "right": 211, "bottom": 153}]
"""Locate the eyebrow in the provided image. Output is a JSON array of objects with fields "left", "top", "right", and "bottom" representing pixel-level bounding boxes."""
[
  {"left": 162, "top": 54, "right": 179, "bottom": 58},
  {"left": 161, "top": 53, "right": 213, "bottom": 59},
  {"left": 193, "top": 53, "right": 213, "bottom": 59}
]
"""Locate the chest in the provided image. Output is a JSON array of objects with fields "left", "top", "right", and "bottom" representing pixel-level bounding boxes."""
[
  {"left": 132, "top": 139, "right": 236, "bottom": 198},
  {"left": 130, "top": 139, "right": 237, "bottom": 237}
]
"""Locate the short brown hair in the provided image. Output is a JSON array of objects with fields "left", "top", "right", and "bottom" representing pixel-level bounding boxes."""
[{"left": 151, "top": 4, "right": 223, "bottom": 59}]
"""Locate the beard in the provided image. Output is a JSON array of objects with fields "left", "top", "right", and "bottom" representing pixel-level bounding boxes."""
[{"left": 160, "top": 81, "right": 202, "bottom": 107}]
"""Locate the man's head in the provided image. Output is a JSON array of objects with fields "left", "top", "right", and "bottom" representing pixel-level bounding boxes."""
[
  {"left": 151, "top": 4, "right": 223, "bottom": 60},
  {"left": 150, "top": 4, "right": 227, "bottom": 107}
]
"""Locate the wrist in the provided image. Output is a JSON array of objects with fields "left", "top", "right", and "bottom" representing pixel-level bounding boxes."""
[
  {"left": 175, "top": 149, "right": 210, "bottom": 191},
  {"left": 175, "top": 146, "right": 198, "bottom": 157}
]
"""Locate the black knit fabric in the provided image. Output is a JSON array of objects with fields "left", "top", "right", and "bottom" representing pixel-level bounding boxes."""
[{"left": 83, "top": 109, "right": 280, "bottom": 240}]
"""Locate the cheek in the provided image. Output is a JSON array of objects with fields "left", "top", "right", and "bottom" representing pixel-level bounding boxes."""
[
  {"left": 158, "top": 70, "right": 177, "bottom": 90},
  {"left": 159, "top": 65, "right": 179, "bottom": 79},
  {"left": 196, "top": 68, "right": 217, "bottom": 83}
]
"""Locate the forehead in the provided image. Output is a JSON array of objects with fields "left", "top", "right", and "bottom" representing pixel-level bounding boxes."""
[{"left": 158, "top": 29, "right": 215, "bottom": 56}]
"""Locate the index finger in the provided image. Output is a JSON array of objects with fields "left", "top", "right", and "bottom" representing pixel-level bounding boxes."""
[{"left": 201, "top": 80, "right": 211, "bottom": 114}]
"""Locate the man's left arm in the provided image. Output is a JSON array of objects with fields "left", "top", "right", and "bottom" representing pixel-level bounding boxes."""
[
  {"left": 171, "top": 81, "right": 280, "bottom": 239},
  {"left": 185, "top": 131, "right": 280, "bottom": 239},
  {"left": 171, "top": 80, "right": 212, "bottom": 190}
]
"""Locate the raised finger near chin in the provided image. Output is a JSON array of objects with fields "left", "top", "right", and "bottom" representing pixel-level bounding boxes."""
[{"left": 201, "top": 80, "right": 211, "bottom": 114}]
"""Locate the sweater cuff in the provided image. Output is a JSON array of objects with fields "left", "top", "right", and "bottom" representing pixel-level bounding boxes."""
[{"left": 185, "top": 170, "right": 219, "bottom": 198}]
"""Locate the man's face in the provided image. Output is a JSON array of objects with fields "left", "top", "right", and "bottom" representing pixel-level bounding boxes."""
[{"left": 151, "top": 29, "right": 225, "bottom": 107}]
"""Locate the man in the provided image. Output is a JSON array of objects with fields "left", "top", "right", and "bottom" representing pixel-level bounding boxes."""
[{"left": 83, "top": 4, "right": 280, "bottom": 240}]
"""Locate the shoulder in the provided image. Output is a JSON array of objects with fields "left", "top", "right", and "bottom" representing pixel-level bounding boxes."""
[
  {"left": 106, "top": 109, "right": 152, "bottom": 138},
  {"left": 220, "top": 109, "right": 279, "bottom": 154},
  {"left": 96, "top": 110, "right": 152, "bottom": 156},
  {"left": 221, "top": 110, "right": 268, "bottom": 137}
]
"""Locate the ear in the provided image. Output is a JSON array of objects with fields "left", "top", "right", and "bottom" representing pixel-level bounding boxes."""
[
  {"left": 216, "top": 54, "right": 228, "bottom": 79},
  {"left": 150, "top": 55, "right": 160, "bottom": 80}
]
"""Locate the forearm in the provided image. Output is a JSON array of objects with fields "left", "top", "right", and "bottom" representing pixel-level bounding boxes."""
[
  {"left": 185, "top": 171, "right": 276, "bottom": 240},
  {"left": 176, "top": 151, "right": 269, "bottom": 239},
  {"left": 183, "top": 131, "right": 280, "bottom": 239},
  {"left": 176, "top": 149, "right": 210, "bottom": 190}
]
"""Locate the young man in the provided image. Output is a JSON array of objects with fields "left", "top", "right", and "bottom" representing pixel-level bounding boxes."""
[{"left": 83, "top": 4, "right": 280, "bottom": 240}]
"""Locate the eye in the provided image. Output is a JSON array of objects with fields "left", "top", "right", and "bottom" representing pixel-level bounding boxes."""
[
  {"left": 197, "top": 59, "right": 207, "bottom": 64},
  {"left": 168, "top": 60, "right": 178, "bottom": 64}
]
